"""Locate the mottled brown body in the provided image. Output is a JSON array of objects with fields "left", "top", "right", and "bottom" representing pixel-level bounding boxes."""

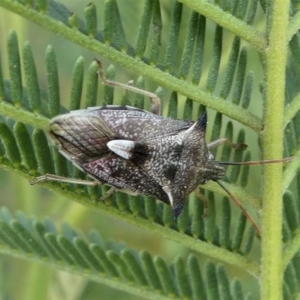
[
  {"left": 31, "top": 59, "right": 294, "bottom": 235},
  {"left": 49, "top": 106, "right": 225, "bottom": 217}
]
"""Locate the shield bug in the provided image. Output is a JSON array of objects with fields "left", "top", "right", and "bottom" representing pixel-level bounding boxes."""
[{"left": 32, "top": 59, "right": 294, "bottom": 235}]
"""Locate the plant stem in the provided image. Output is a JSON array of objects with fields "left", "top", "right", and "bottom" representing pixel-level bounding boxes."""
[
  {"left": 284, "top": 93, "right": 300, "bottom": 126},
  {"left": 260, "top": 1, "right": 289, "bottom": 299},
  {"left": 179, "top": 0, "right": 266, "bottom": 52},
  {"left": 288, "top": 10, "right": 300, "bottom": 41},
  {"left": 283, "top": 233, "right": 300, "bottom": 270}
]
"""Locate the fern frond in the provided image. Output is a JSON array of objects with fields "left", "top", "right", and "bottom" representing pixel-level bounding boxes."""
[
  {"left": 0, "top": 0, "right": 299, "bottom": 298},
  {"left": 0, "top": 207, "right": 254, "bottom": 299}
]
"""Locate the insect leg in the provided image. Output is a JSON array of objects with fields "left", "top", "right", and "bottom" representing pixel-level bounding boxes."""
[
  {"left": 207, "top": 138, "right": 247, "bottom": 150},
  {"left": 100, "top": 188, "right": 115, "bottom": 201},
  {"left": 194, "top": 188, "right": 209, "bottom": 217},
  {"left": 30, "top": 174, "right": 100, "bottom": 186},
  {"left": 95, "top": 59, "right": 161, "bottom": 115},
  {"left": 215, "top": 180, "right": 261, "bottom": 235},
  {"left": 220, "top": 156, "right": 294, "bottom": 166}
]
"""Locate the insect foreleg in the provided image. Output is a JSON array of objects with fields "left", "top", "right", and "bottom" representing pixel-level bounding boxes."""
[
  {"left": 216, "top": 180, "right": 261, "bottom": 236},
  {"left": 100, "top": 188, "right": 115, "bottom": 201},
  {"left": 95, "top": 59, "right": 161, "bottom": 115},
  {"left": 194, "top": 188, "right": 209, "bottom": 218}
]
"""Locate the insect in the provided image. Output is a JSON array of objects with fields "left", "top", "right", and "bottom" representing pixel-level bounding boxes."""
[{"left": 32, "top": 59, "right": 293, "bottom": 235}]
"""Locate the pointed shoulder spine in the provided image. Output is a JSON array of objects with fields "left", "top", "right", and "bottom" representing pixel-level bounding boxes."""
[{"left": 197, "top": 112, "right": 207, "bottom": 132}]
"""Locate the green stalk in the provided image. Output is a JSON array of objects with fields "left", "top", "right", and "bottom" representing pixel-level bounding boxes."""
[
  {"left": 288, "top": 10, "right": 300, "bottom": 41},
  {"left": 260, "top": 1, "right": 289, "bottom": 299},
  {"left": 179, "top": 0, "right": 266, "bottom": 52}
]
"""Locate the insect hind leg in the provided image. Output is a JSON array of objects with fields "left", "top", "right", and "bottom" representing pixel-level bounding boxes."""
[
  {"left": 32, "top": 174, "right": 117, "bottom": 202},
  {"left": 95, "top": 59, "right": 161, "bottom": 115},
  {"left": 30, "top": 174, "right": 100, "bottom": 186}
]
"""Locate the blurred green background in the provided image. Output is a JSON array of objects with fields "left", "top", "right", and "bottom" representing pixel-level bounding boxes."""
[{"left": 0, "top": 1, "right": 268, "bottom": 299}]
